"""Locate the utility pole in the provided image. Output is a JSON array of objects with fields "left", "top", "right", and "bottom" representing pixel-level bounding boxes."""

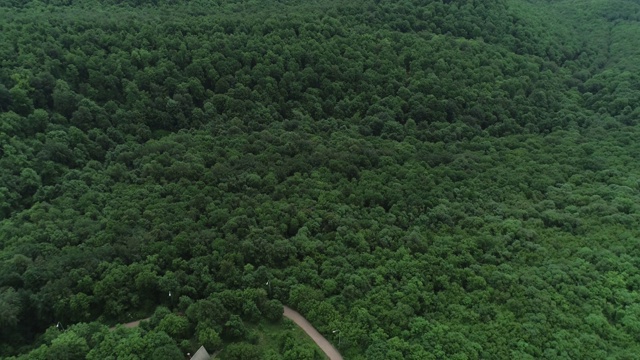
[{"left": 333, "top": 330, "right": 340, "bottom": 346}]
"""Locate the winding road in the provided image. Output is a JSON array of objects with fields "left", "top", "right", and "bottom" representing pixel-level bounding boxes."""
[
  {"left": 283, "top": 306, "right": 343, "bottom": 360},
  {"left": 121, "top": 318, "right": 149, "bottom": 328},
  {"left": 112, "top": 307, "right": 343, "bottom": 359}
]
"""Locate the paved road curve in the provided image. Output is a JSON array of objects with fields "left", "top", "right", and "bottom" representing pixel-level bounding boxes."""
[
  {"left": 112, "top": 307, "right": 343, "bottom": 359},
  {"left": 121, "top": 318, "right": 149, "bottom": 328},
  {"left": 109, "top": 317, "right": 149, "bottom": 331},
  {"left": 283, "top": 306, "right": 343, "bottom": 360}
]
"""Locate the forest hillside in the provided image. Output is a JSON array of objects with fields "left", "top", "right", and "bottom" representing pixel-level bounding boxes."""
[{"left": 2, "top": 0, "right": 640, "bottom": 358}]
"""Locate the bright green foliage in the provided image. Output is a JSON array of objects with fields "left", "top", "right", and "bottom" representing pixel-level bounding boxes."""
[
  {"left": 46, "top": 330, "right": 89, "bottom": 360},
  {"left": 156, "top": 313, "right": 190, "bottom": 340},
  {"left": 2, "top": 0, "right": 640, "bottom": 358},
  {"left": 197, "top": 327, "right": 223, "bottom": 353},
  {"left": 84, "top": 328, "right": 183, "bottom": 360}
]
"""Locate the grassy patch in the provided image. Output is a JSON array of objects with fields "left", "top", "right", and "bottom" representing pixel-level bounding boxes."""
[{"left": 217, "top": 319, "right": 328, "bottom": 360}]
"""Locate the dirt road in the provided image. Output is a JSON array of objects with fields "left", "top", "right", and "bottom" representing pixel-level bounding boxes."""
[
  {"left": 109, "top": 317, "right": 150, "bottom": 330},
  {"left": 283, "top": 306, "right": 343, "bottom": 360},
  {"left": 110, "top": 307, "right": 343, "bottom": 359},
  {"left": 121, "top": 318, "right": 149, "bottom": 328}
]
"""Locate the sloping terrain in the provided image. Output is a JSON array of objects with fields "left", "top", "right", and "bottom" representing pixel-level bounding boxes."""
[{"left": 2, "top": 0, "right": 640, "bottom": 358}]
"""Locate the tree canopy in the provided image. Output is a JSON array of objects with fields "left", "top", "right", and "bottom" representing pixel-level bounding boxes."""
[{"left": 2, "top": 0, "right": 640, "bottom": 358}]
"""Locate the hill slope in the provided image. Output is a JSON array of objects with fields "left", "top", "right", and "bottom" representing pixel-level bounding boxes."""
[{"left": 2, "top": 0, "right": 640, "bottom": 358}]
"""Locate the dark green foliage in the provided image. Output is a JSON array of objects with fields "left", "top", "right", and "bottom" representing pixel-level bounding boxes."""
[
  {"left": 224, "top": 342, "right": 263, "bottom": 360},
  {"left": 151, "top": 344, "right": 184, "bottom": 360},
  {"left": 223, "top": 315, "right": 248, "bottom": 341},
  {"left": 186, "top": 298, "right": 229, "bottom": 331},
  {"left": 2, "top": 0, "right": 640, "bottom": 358},
  {"left": 278, "top": 330, "right": 324, "bottom": 360},
  {"left": 263, "top": 299, "right": 284, "bottom": 323}
]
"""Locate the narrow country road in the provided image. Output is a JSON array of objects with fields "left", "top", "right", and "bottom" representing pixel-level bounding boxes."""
[
  {"left": 283, "top": 306, "right": 344, "bottom": 360},
  {"left": 110, "top": 307, "right": 343, "bottom": 359},
  {"left": 121, "top": 318, "right": 149, "bottom": 328},
  {"left": 109, "top": 317, "right": 150, "bottom": 330}
]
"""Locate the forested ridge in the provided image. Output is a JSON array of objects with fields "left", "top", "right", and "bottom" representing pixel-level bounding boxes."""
[{"left": 2, "top": 0, "right": 640, "bottom": 358}]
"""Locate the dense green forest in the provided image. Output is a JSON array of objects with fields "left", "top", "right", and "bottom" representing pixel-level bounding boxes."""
[{"left": 2, "top": 0, "right": 640, "bottom": 358}]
